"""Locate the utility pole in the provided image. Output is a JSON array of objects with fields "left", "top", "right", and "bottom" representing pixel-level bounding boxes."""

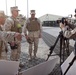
[
  {"left": 5, "top": 0, "right": 8, "bottom": 15},
  {"left": 15, "top": 0, "right": 16, "bottom": 6},
  {"left": 27, "top": 0, "right": 29, "bottom": 18}
]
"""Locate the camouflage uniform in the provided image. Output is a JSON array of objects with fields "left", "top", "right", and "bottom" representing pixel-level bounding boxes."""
[
  {"left": 0, "top": 26, "right": 7, "bottom": 60},
  {"left": 4, "top": 16, "right": 22, "bottom": 61},
  {"left": 0, "top": 26, "right": 17, "bottom": 60},
  {"left": 23, "top": 10, "right": 42, "bottom": 59},
  {"left": 4, "top": 6, "right": 22, "bottom": 61}
]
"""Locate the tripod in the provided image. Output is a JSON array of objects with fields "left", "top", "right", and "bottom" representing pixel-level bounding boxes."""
[
  {"left": 63, "top": 41, "right": 76, "bottom": 75},
  {"left": 46, "top": 31, "right": 69, "bottom": 65}
]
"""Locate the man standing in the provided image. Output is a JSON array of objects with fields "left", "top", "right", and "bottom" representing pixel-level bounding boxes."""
[
  {"left": 4, "top": 6, "right": 22, "bottom": 61},
  {"left": 23, "top": 10, "right": 42, "bottom": 60},
  {"left": 0, "top": 11, "right": 21, "bottom": 60}
]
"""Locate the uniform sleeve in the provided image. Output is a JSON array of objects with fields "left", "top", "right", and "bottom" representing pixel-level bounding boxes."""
[
  {"left": 64, "top": 27, "right": 76, "bottom": 38},
  {"left": 37, "top": 19, "right": 42, "bottom": 32},
  {"left": 0, "top": 31, "right": 15, "bottom": 43},
  {"left": 23, "top": 19, "right": 29, "bottom": 35},
  {"left": 4, "top": 18, "right": 14, "bottom": 31}
]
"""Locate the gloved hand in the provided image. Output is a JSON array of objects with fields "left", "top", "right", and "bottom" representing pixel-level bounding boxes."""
[{"left": 8, "top": 41, "right": 18, "bottom": 49}]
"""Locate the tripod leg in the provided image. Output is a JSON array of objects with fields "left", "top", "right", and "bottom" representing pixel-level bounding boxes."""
[
  {"left": 46, "top": 33, "right": 60, "bottom": 61},
  {"left": 62, "top": 38, "right": 65, "bottom": 62},
  {"left": 66, "top": 39, "right": 70, "bottom": 56},
  {"left": 60, "top": 36, "right": 63, "bottom": 65},
  {"left": 74, "top": 41, "right": 76, "bottom": 55}
]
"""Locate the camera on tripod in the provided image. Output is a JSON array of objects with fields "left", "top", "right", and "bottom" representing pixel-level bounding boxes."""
[{"left": 46, "top": 17, "right": 71, "bottom": 61}]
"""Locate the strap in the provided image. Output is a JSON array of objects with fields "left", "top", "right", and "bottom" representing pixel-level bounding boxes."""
[
  {"left": 0, "top": 26, "right": 3, "bottom": 31},
  {"left": 14, "top": 37, "right": 16, "bottom": 41},
  {"left": 0, "top": 41, "right": 3, "bottom": 57},
  {"left": 29, "top": 18, "right": 37, "bottom": 21},
  {"left": 10, "top": 17, "right": 15, "bottom": 27}
]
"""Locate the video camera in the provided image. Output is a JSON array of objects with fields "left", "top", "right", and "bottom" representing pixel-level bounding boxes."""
[{"left": 56, "top": 19, "right": 61, "bottom": 24}]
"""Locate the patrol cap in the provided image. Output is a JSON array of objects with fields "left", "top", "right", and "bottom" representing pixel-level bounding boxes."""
[
  {"left": 0, "top": 11, "right": 5, "bottom": 18},
  {"left": 30, "top": 10, "right": 35, "bottom": 14},
  {"left": 11, "top": 6, "right": 20, "bottom": 12}
]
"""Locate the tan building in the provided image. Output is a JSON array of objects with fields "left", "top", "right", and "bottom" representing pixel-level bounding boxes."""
[
  {"left": 39, "top": 14, "right": 63, "bottom": 26},
  {"left": 39, "top": 14, "right": 63, "bottom": 22}
]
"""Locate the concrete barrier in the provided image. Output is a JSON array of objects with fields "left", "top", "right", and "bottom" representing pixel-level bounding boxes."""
[
  {"left": 20, "top": 57, "right": 58, "bottom": 75},
  {"left": 61, "top": 52, "right": 76, "bottom": 75},
  {"left": 0, "top": 60, "right": 19, "bottom": 75}
]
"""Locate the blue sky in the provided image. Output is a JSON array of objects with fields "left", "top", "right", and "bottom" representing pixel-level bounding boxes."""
[{"left": 0, "top": 0, "right": 76, "bottom": 18}]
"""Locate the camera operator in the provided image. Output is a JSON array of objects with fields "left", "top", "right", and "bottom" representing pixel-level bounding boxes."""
[{"left": 63, "top": 18, "right": 76, "bottom": 56}]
